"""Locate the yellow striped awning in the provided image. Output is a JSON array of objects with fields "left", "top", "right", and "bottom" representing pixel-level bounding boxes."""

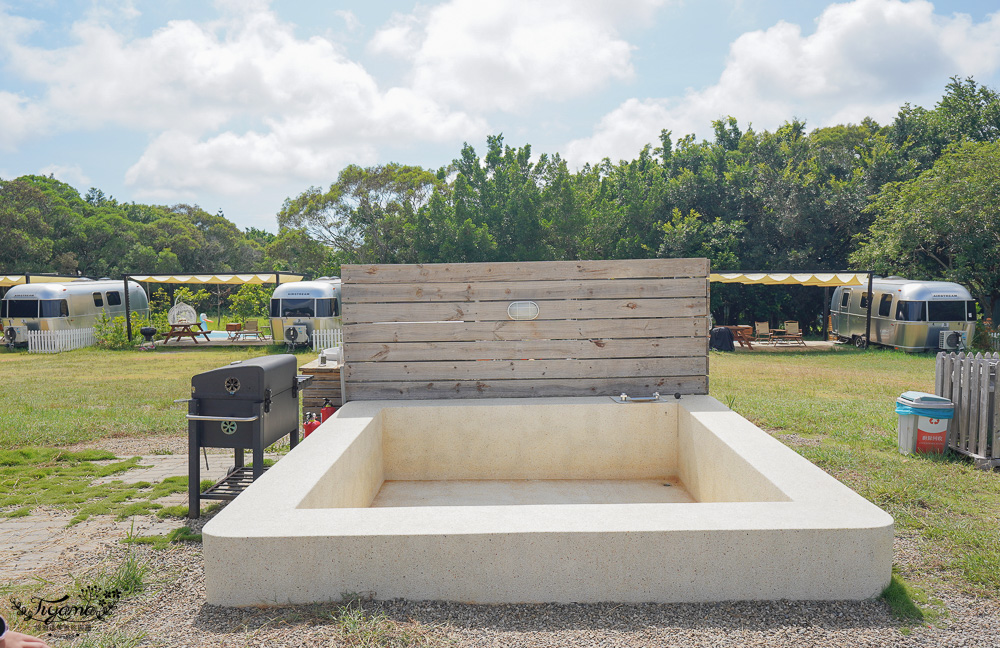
[
  {"left": 129, "top": 273, "right": 303, "bottom": 285},
  {"left": 1, "top": 275, "right": 79, "bottom": 286},
  {"left": 710, "top": 272, "right": 868, "bottom": 286}
]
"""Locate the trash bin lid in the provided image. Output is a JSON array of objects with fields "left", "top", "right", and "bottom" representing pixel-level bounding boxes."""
[{"left": 896, "top": 391, "right": 953, "bottom": 408}]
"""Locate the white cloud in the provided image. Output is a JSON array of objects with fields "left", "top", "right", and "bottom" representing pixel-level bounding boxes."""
[
  {"left": 38, "top": 164, "right": 91, "bottom": 189},
  {"left": 0, "top": 91, "right": 48, "bottom": 151},
  {"left": 0, "top": 1, "right": 485, "bottom": 197},
  {"left": 566, "top": 0, "right": 1000, "bottom": 165},
  {"left": 370, "top": 0, "right": 670, "bottom": 112}
]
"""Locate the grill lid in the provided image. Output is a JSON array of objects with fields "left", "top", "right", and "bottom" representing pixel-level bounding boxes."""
[{"left": 191, "top": 354, "right": 298, "bottom": 400}]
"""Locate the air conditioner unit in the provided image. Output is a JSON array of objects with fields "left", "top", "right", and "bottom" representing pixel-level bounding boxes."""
[
  {"left": 4, "top": 325, "right": 28, "bottom": 345},
  {"left": 939, "top": 330, "right": 966, "bottom": 351},
  {"left": 284, "top": 325, "right": 309, "bottom": 345}
]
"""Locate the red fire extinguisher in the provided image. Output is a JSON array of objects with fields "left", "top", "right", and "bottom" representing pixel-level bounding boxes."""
[
  {"left": 321, "top": 397, "right": 338, "bottom": 422},
  {"left": 303, "top": 412, "right": 321, "bottom": 438}
]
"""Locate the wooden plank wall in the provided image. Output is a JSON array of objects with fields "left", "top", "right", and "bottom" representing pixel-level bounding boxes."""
[
  {"left": 340, "top": 259, "right": 709, "bottom": 401},
  {"left": 300, "top": 359, "right": 343, "bottom": 419}
]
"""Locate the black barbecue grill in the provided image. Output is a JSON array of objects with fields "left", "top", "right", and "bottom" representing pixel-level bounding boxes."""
[{"left": 186, "top": 354, "right": 313, "bottom": 518}]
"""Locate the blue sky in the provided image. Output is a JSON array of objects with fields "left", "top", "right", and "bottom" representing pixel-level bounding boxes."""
[{"left": 2, "top": 0, "right": 999, "bottom": 231}]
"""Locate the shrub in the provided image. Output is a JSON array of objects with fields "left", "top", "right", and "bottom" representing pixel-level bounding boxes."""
[{"left": 95, "top": 312, "right": 152, "bottom": 350}]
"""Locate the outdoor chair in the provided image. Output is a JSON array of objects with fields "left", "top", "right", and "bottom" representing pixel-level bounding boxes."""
[
  {"left": 779, "top": 320, "right": 806, "bottom": 346},
  {"left": 239, "top": 319, "right": 263, "bottom": 341},
  {"left": 225, "top": 322, "right": 242, "bottom": 340},
  {"left": 752, "top": 321, "right": 772, "bottom": 344}
]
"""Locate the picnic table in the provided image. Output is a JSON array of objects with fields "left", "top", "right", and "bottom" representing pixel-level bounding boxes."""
[
  {"left": 723, "top": 325, "right": 754, "bottom": 350},
  {"left": 163, "top": 323, "right": 211, "bottom": 344}
]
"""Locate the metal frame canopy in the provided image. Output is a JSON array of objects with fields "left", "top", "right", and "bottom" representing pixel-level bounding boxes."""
[
  {"left": 709, "top": 270, "right": 876, "bottom": 347},
  {"left": 710, "top": 272, "right": 866, "bottom": 287},
  {"left": 129, "top": 273, "right": 302, "bottom": 285}
]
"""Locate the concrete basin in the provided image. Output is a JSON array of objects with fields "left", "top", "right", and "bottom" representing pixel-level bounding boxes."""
[{"left": 203, "top": 396, "right": 893, "bottom": 605}]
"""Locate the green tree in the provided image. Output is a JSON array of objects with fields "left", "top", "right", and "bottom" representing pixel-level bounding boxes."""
[
  {"left": 851, "top": 141, "right": 1000, "bottom": 316},
  {"left": 278, "top": 163, "right": 442, "bottom": 263},
  {"left": 229, "top": 284, "right": 273, "bottom": 322}
]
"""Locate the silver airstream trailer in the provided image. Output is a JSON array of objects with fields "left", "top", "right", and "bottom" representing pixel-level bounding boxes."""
[
  {"left": 269, "top": 277, "right": 341, "bottom": 345},
  {"left": 2, "top": 279, "right": 150, "bottom": 346},
  {"left": 831, "top": 278, "right": 976, "bottom": 352}
]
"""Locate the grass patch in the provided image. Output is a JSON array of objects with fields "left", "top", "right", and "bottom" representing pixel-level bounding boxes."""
[
  {"left": 0, "top": 450, "right": 189, "bottom": 523},
  {"left": 711, "top": 347, "right": 1000, "bottom": 597},
  {"left": 881, "top": 571, "right": 926, "bottom": 621},
  {"left": 333, "top": 593, "right": 451, "bottom": 647},
  {"left": 123, "top": 525, "right": 202, "bottom": 550}
]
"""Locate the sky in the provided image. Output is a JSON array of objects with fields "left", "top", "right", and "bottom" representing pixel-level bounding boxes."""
[{"left": 2, "top": 0, "right": 1000, "bottom": 232}]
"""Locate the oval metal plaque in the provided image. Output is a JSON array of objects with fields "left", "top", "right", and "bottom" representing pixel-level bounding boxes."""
[{"left": 507, "top": 301, "right": 539, "bottom": 321}]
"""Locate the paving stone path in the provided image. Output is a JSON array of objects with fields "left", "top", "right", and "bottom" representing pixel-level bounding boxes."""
[{"left": 1, "top": 452, "right": 268, "bottom": 579}]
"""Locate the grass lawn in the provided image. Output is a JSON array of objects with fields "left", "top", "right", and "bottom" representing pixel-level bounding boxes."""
[
  {"left": 0, "top": 345, "right": 314, "bottom": 448},
  {"left": 711, "top": 346, "right": 1000, "bottom": 600},
  {"left": 1, "top": 343, "right": 998, "bottom": 607}
]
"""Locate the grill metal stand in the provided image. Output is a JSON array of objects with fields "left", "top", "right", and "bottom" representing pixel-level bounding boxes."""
[{"left": 186, "top": 355, "right": 313, "bottom": 518}]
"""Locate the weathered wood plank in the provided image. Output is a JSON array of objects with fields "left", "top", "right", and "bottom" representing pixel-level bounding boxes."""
[
  {"left": 951, "top": 352, "right": 962, "bottom": 450},
  {"left": 993, "top": 362, "right": 1000, "bottom": 459},
  {"left": 343, "top": 337, "right": 705, "bottom": 363},
  {"left": 978, "top": 356, "right": 990, "bottom": 457},
  {"left": 970, "top": 353, "right": 982, "bottom": 455},
  {"left": 343, "top": 376, "right": 708, "bottom": 400},
  {"left": 344, "top": 298, "right": 705, "bottom": 324},
  {"left": 343, "top": 317, "right": 707, "bottom": 343},
  {"left": 341, "top": 277, "right": 707, "bottom": 304},
  {"left": 961, "top": 352, "right": 972, "bottom": 452},
  {"left": 342, "top": 259, "right": 709, "bottom": 284},
  {"left": 345, "top": 357, "right": 707, "bottom": 381}
]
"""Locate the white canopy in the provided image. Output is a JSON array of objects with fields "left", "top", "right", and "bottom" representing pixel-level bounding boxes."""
[
  {"left": 129, "top": 273, "right": 302, "bottom": 285},
  {"left": 710, "top": 272, "right": 868, "bottom": 287}
]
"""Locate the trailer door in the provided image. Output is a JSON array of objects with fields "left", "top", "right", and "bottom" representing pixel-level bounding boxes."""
[{"left": 835, "top": 289, "right": 852, "bottom": 336}]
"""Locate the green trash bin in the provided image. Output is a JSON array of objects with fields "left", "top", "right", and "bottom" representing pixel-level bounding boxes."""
[{"left": 895, "top": 391, "right": 954, "bottom": 455}]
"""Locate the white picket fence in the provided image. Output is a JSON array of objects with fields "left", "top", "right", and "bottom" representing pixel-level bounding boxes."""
[
  {"left": 935, "top": 351, "right": 1000, "bottom": 468},
  {"left": 27, "top": 328, "right": 96, "bottom": 354},
  {"left": 990, "top": 332, "right": 1000, "bottom": 352},
  {"left": 311, "top": 328, "right": 343, "bottom": 351}
]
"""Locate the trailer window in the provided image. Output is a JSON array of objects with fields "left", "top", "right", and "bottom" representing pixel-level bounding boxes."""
[
  {"left": 7, "top": 300, "right": 38, "bottom": 318},
  {"left": 895, "top": 300, "right": 925, "bottom": 322},
  {"left": 967, "top": 300, "right": 977, "bottom": 321},
  {"left": 270, "top": 299, "right": 280, "bottom": 318},
  {"left": 106, "top": 291, "right": 122, "bottom": 306},
  {"left": 315, "top": 298, "right": 334, "bottom": 317},
  {"left": 878, "top": 294, "right": 893, "bottom": 318},
  {"left": 840, "top": 291, "right": 850, "bottom": 309},
  {"left": 0, "top": 300, "right": 5, "bottom": 318},
  {"left": 928, "top": 301, "right": 970, "bottom": 322},
  {"left": 860, "top": 292, "right": 869, "bottom": 309},
  {"left": 40, "top": 300, "right": 69, "bottom": 318},
  {"left": 281, "top": 299, "right": 314, "bottom": 317},
  {"left": 93, "top": 292, "right": 103, "bottom": 307}
]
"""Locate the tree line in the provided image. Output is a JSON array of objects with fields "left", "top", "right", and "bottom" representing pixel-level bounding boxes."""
[{"left": 3, "top": 77, "right": 999, "bottom": 327}]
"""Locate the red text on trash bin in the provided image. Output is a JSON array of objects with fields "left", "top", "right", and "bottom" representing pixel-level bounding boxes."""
[{"left": 916, "top": 416, "right": 948, "bottom": 454}]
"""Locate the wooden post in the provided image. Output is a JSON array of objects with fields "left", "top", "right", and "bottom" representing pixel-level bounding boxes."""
[
  {"left": 123, "top": 275, "right": 133, "bottom": 342},
  {"left": 863, "top": 272, "right": 873, "bottom": 349}
]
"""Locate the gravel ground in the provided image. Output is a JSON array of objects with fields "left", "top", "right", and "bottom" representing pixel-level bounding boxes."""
[
  {"left": 8, "top": 436, "right": 996, "bottom": 647},
  {"left": 10, "top": 520, "right": 999, "bottom": 648}
]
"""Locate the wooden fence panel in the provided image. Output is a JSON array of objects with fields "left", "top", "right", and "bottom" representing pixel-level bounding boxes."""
[
  {"left": 935, "top": 351, "right": 1000, "bottom": 468},
  {"left": 341, "top": 259, "right": 710, "bottom": 401}
]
